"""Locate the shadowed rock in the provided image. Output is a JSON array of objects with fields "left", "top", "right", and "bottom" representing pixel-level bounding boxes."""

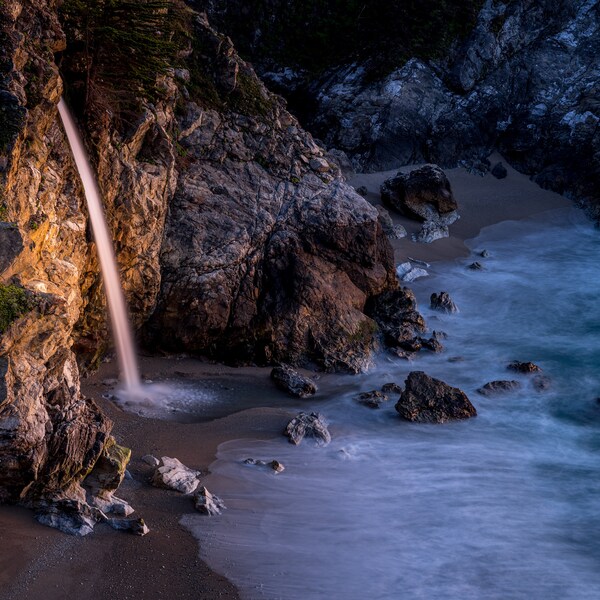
[
  {"left": 507, "top": 361, "right": 542, "bottom": 374},
  {"left": 430, "top": 291, "right": 459, "bottom": 313},
  {"left": 491, "top": 162, "right": 508, "bottom": 179},
  {"left": 271, "top": 365, "right": 317, "bottom": 397},
  {"left": 477, "top": 380, "right": 522, "bottom": 396},
  {"left": 395, "top": 371, "right": 476, "bottom": 423},
  {"left": 381, "top": 382, "right": 403, "bottom": 395},
  {"left": 355, "top": 390, "right": 389, "bottom": 409},
  {"left": 284, "top": 412, "right": 331, "bottom": 445}
]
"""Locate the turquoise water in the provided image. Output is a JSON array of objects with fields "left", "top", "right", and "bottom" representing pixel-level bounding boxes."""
[{"left": 184, "top": 208, "right": 600, "bottom": 599}]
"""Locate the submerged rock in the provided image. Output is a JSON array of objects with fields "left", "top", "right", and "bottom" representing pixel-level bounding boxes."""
[
  {"left": 381, "top": 382, "right": 403, "bottom": 395},
  {"left": 395, "top": 371, "right": 477, "bottom": 423},
  {"left": 477, "top": 380, "right": 522, "bottom": 396},
  {"left": 271, "top": 365, "right": 317, "bottom": 398},
  {"left": 532, "top": 375, "right": 552, "bottom": 391},
  {"left": 355, "top": 390, "right": 389, "bottom": 409},
  {"left": 194, "top": 487, "right": 226, "bottom": 516},
  {"left": 430, "top": 292, "right": 459, "bottom": 314},
  {"left": 284, "top": 412, "right": 331, "bottom": 445},
  {"left": 151, "top": 457, "right": 201, "bottom": 495},
  {"left": 507, "top": 361, "right": 542, "bottom": 374}
]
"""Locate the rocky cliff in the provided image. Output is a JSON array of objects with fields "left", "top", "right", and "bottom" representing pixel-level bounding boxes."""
[
  {"left": 0, "top": 0, "right": 398, "bottom": 504},
  {"left": 200, "top": 0, "right": 600, "bottom": 220}
]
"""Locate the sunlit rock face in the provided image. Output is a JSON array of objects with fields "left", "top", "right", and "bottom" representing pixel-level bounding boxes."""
[{"left": 0, "top": 0, "right": 110, "bottom": 503}]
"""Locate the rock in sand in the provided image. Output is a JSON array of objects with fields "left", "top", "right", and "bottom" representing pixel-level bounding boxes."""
[
  {"left": 194, "top": 487, "right": 226, "bottom": 516},
  {"left": 284, "top": 412, "right": 331, "bottom": 445},
  {"left": 271, "top": 365, "right": 317, "bottom": 397},
  {"left": 151, "top": 457, "right": 201, "bottom": 494}
]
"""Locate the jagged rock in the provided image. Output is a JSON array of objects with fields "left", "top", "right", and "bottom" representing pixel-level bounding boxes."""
[
  {"left": 89, "top": 494, "right": 134, "bottom": 517},
  {"left": 430, "top": 292, "right": 459, "bottom": 313},
  {"left": 381, "top": 382, "right": 403, "bottom": 395},
  {"left": 142, "top": 454, "right": 160, "bottom": 467},
  {"left": 507, "top": 361, "right": 542, "bottom": 374},
  {"left": 106, "top": 517, "right": 150, "bottom": 536},
  {"left": 271, "top": 365, "right": 317, "bottom": 398},
  {"left": 366, "top": 288, "right": 427, "bottom": 349},
  {"left": 194, "top": 487, "right": 226, "bottom": 515},
  {"left": 399, "top": 337, "right": 423, "bottom": 352},
  {"left": 396, "top": 262, "right": 428, "bottom": 282},
  {"left": 479, "top": 250, "right": 490, "bottom": 258},
  {"left": 395, "top": 371, "right": 477, "bottom": 423},
  {"left": 35, "top": 498, "right": 103, "bottom": 537},
  {"left": 284, "top": 412, "right": 331, "bottom": 446},
  {"left": 355, "top": 390, "right": 389, "bottom": 409},
  {"left": 468, "top": 262, "right": 483, "bottom": 270},
  {"left": 85, "top": 438, "right": 131, "bottom": 494},
  {"left": 243, "top": 458, "right": 285, "bottom": 473},
  {"left": 381, "top": 165, "right": 459, "bottom": 223},
  {"left": 477, "top": 380, "right": 522, "bottom": 396},
  {"left": 377, "top": 206, "right": 407, "bottom": 239},
  {"left": 0, "top": 223, "right": 24, "bottom": 272},
  {"left": 309, "top": 157, "right": 330, "bottom": 172},
  {"left": 151, "top": 457, "right": 201, "bottom": 494},
  {"left": 491, "top": 162, "right": 508, "bottom": 179}
]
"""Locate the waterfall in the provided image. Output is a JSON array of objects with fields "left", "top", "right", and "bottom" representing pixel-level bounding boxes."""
[{"left": 57, "top": 97, "right": 141, "bottom": 391}]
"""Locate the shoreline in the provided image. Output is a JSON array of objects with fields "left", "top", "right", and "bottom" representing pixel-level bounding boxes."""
[{"left": 0, "top": 160, "right": 574, "bottom": 600}]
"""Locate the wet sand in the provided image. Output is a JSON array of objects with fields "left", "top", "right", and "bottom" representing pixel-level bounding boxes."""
[{"left": 0, "top": 158, "right": 573, "bottom": 599}]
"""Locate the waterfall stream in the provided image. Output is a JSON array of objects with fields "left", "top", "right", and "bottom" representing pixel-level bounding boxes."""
[{"left": 57, "top": 98, "right": 141, "bottom": 390}]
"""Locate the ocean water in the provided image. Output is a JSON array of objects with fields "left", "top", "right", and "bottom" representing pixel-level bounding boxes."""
[{"left": 182, "top": 208, "right": 600, "bottom": 600}]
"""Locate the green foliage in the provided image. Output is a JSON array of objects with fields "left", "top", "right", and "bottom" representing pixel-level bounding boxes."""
[
  {"left": 59, "top": 0, "right": 191, "bottom": 124},
  {"left": 348, "top": 319, "right": 379, "bottom": 344},
  {"left": 0, "top": 284, "right": 31, "bottom": 333},
  {"left": 0, "top": 202, "right": 7, "bottom": 221}
]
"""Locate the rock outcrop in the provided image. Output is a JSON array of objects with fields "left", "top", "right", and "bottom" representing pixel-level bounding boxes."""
[
  {"left": 284, "top": 0, "right": 600, "bottom": 219},
  {"left": 430, "top": 292, "right": 459, "bottom": 314},
  {"left": 395, "top": 371, "right": 477, "bottom": 423},
  {"left": 477, "top": 380, "right": 521, "bottom": 396}
]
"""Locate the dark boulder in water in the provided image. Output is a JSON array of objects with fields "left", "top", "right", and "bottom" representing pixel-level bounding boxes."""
[
  {"left": 507, "top": 361, "right": 542, "bottom": 374},
  {"left": 395, "top": 371, "right": 477, "bottom": 423},
  {"left": 532, "top": 375, "right": 551, "bottom": 392},
  {"left": 284, "top": 412, "right": 331, "bottom": 445},
  {"left": 491, "top": 162, "right": 508, "bottom": 179},
  {"left": 381, "top": 382, "right": 403, "bottom": 395},
  {"left": 477, "top": 380, "right": 522, "bottom": 396},
  {"left": 271, "top": 365, "right": 317, "bottom": 397},
  {"left": 430, "top": 291, "right": 459, "bottom": 314}
]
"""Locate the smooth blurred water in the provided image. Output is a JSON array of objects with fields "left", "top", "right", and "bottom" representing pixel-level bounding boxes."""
[{"left": 183, "top": 208, "right": 600, "bottom": 600}]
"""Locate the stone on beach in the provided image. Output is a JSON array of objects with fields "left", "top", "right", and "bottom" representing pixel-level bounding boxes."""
[
  {"left": 284, "top": 412, "right": 331, "bottom": 445},
  {"left": 477, "top": 380, "right": 522, "bottom": 396},
  {"left": 395, "top": 371, "right": 477, "bottom": 423},
  {"left": 151, "top": 457, "right": 202, "bottom": 494},
  {"left": 271, "top": 364, "right": 318, "bottom": 397},
  {"left": 244, "top": 458, "right": 285, "bottom": 473},
  {"left": 430, "top": 291, "right": 459, "bottom": 313},
  {"left": 396, "top": 262, "right": 429, "bottom": 282},
  {"left": 106, "top": 517, "right": 150, "bottom": 536},
  {"left": 194, "top": 487, "right": 226, "bottom": 516},
  {"left": 142, "top": 454, "right": 160, "bottom": 467}
]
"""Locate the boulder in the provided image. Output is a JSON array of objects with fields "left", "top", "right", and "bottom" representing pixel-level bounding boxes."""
[
  {"left": 477, "top": 380, "right": 522, "bottom": 396},
  {"left": 421, "top": 336, "right": 444, "bottom": 353},
  {"left": 243, "top": 458, "right": 285, "bottom": 473},
  {"left": 106, "top": 517, "right": 150, "bottom": 536},
  {"left": 468, "top": 262, "right": 483, "bottom": 270},
  {"left": 366, "top": 287, "right": 426, "bottom": 349},
  {"left": 194, "top": 487, "right": 226, "bottom": 516},
  {"left": 284, "top": 412, "right": 331, "bottom": 445},
  {"left": 377, "top": 206, "right": 407, "bottom": 239},
  {"left": 35, "top": 498, "right": 102, "bottom": 537},
  {"left": 395, "top": 371, "right": 477, "bottom": 423},
  {"left": 412, "top": 221, "right": 450, "bottom": 244},
  {"left": 380, "top": 165, "right": 458, "bottom": 223},
  {"left": 355, "top": 390, "right": 389, "bottom": 409},
  {"left": 430, "top": 291, "right": 459, "bottom": 313},
  {"left": 271, "top": 365, "right": 317, "bottom": 398},
  {"left": 507, "top": 361, "right": 542, "bottom": 374},
  {"left": 396, "top": 262, "right": 428, "bottom": 282},
  {"left": 151, "top": 457, "right": 201, "bottom": 494},
  {"left": 142, "top": 454, "right": 160, "bottom": 467},
  {"left": 491, "top": 162, "right": 508, "bottom": 179}
]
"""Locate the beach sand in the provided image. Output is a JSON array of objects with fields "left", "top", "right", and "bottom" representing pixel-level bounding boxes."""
[{"left": 0, "top": 158, "right": 573, "bottom": 599}]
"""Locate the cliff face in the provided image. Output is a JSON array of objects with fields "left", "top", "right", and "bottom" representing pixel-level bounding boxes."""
[
  {"left": 0, "top": 0, "right": 110, "bottom": 503},
  {"left": 200, "top": 0, "right": 600, "bottom": 220},
  {"left": 0, "top": 1, "right": 398, "bottom": 503}
]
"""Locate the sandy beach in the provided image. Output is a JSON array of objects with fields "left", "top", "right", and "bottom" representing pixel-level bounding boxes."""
[{"left": 0, "top": 160, "right": 573, "bottom": 600}]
